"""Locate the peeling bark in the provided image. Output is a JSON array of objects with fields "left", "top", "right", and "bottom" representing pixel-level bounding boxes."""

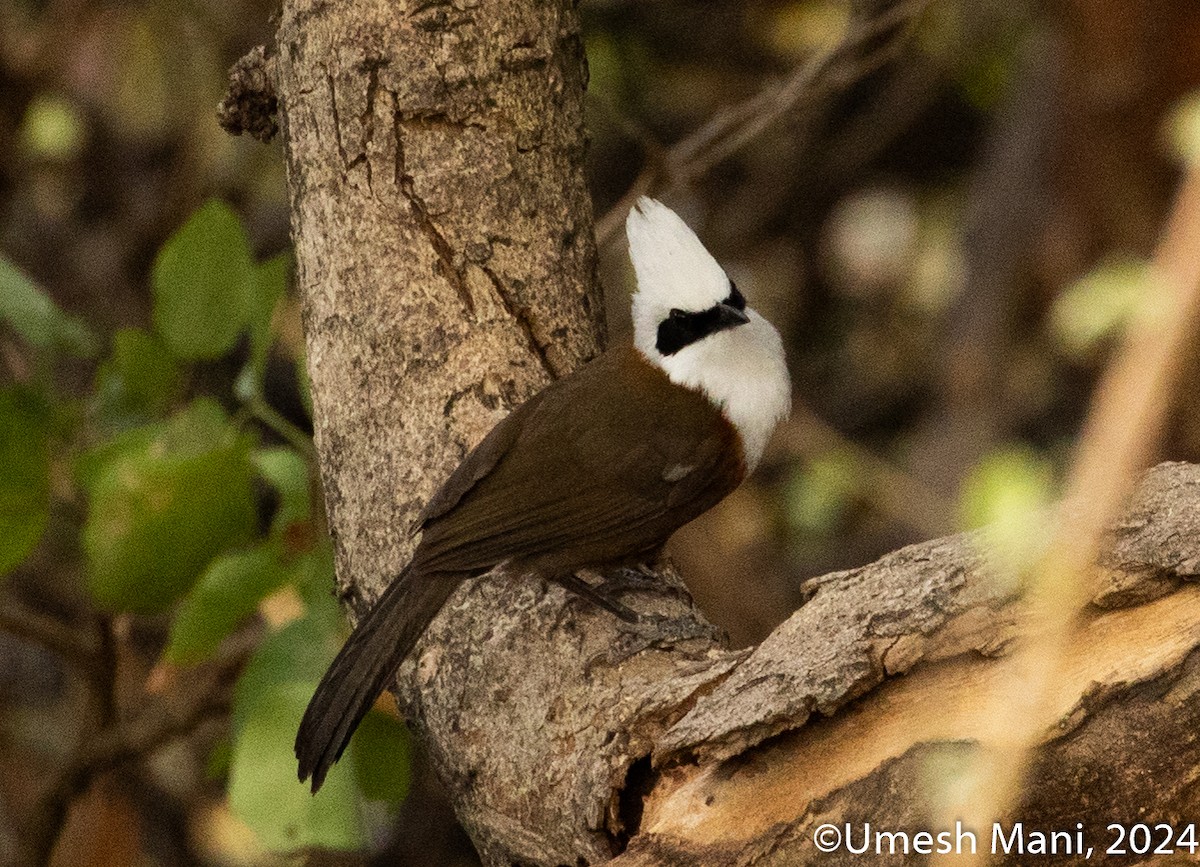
[{"left": 617, "top": 463, "right": 1200, "bottom": 866}]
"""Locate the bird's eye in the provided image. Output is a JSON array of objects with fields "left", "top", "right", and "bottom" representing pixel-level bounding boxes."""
[
  {"left": 669, "top": 308, "right": 687, "bottom": 320},
  {"left": 727, "top": 281, "right": 746, "bottom": 311}
]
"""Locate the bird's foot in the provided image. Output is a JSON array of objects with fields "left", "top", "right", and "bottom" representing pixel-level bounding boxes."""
[
  {"left": 554, "top": 572, "right": 641, "bottom": 623},
  {"left": 597, "top": 611, "right": 724, "bottom": 668},
  {"left": 557, "top": 571, "right": 722, "bottom": 671},
  {"left": 589, "top": 565, "right": 694, "bottom": 606}
]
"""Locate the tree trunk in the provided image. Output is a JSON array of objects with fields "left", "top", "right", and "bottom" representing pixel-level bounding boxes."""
[
  {"left": 275, "top": 0, "right": 604, "bottom": 615},
  {"left": 274, "top": 2, "right": 1200, "bottom": 865}
]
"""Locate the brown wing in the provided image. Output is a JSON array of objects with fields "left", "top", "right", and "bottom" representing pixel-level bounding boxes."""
[
  {"left": 414, "top": 387, "right": 549, "bottom": 530},
  {"left": 412, "top": 346, "right": 744, "bottom": 575}
]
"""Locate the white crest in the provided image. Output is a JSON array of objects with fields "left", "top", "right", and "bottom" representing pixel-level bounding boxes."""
[
  {"left": 625, "top": 198, "right": 792, "bottom": 471},
  {"left": 627, "top": 198, "right": 730, "bottom": 310}
]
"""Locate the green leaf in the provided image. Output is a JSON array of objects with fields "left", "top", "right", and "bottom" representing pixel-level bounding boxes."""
[
  {"left": 0, "top": 388, "right": 51, "bottom": 576},
  {"left": 1165, "top": 89, "right": 1200, "bottom": 166},
  {"left": 959, "top": 444, "right": 1056, "bottom": 580},
  {"left": 165, "top": 545, "right": 289, "bottom": 665},
  {"left": 351, "top": 710, "right": 411, "bottom": 805},
  {"left": 584, "top": 33, "right": 625, "bottom": 106},
  {"left": 253, "top": 447, "right": 311, "bottom": 539},
  {"left": 94, "top": 328, "right": 182, "bottom": 425},
  {"left": 783, "top": 447, "right": 860, "bottom": 538},
  {"left": 20, "top": 93, "right": 85, "bottom": 160},
  {"left": 0, "top": 255, "right": 96, "bottom": 357},
  {"left": 229, "top": 612, "right": 366, "bottom": 851},
  {"left": 1050, "top": 257, "right": 1151, "bottom": 360},
  {"left": 231, "top": 681, "right": 365, "bottom": 851},
  {"left": 293, "top": 542, "right": 338, "bottom": 608},
  {"left": 959, "top": 445, "right": 1055, "bottom": 529},
  {"left": 81, "top": 399, "right": 257, "bottom": 613},
  {"left": 230, "top": 600, "right": 342, "bottom": 734},
  {"left": 74, "top": 420, "right": 163, "bottom": 494},
  {"left": 234, "top": 253, "right": 290, "bottom": 403},
  {"left": 152, "top": 200, "right": 253, "bottom": 360},
  {"left": 206, "top": 737, "right": 232, "bottom": 781},
  {"left": 158, "top": 396, "right": 232, "bottom": 457},
  {"left": 757, "top": 1, "right": 849, "bottom": 64},
  {"left": 227, "top": 554, "right": 409, "bottom": 848}
]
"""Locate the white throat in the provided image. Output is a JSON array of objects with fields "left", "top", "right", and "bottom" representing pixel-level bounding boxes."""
[
  {"left": 625, "top": 197, "right": 791, "bottom": 470},
  {"left": 635, "top": 311, "right": 791, "bottom": 471}
]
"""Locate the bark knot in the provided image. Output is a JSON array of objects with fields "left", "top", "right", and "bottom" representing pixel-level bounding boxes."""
[{"left": 217, "top": 44, "right": 279, "bottom": 142}]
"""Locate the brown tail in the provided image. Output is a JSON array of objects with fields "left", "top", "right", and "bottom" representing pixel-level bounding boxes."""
[{"left": 295, "top": 565, "right": 463, "bottom": 792}]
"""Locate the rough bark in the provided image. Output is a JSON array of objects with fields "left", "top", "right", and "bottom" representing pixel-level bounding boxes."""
[
  {"left": 217, "top": 44, "right": 279, "bottom": 142},
  {"left": 618, "top": 462, "right": 1200, "bottom": 866},
  {"left": 271, "top": 3, "right": 1200, "bottom": 866}
]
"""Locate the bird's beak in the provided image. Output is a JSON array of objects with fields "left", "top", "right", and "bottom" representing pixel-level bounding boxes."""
[{"left": 716, "top": 303, "right": 751, "bottom": 330}]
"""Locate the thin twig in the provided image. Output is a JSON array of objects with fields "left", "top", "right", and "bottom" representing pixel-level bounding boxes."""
[
  {"left": 21, "top": 637, "right": 245, "bottom": 866},
  {"left": 24, "top": 696, "right": 232, "bottom": 867},
  {"left": 248, "top": 395, "right": 317, "bottom": 461},
  {"left": 83, "top": 692, "right": 232, "bottom": 772},
  {"left": 21, "top": 613, "right": 117, "bottom": 867},
  {"left": 0, "top": 597, "right": 99, "bottom": 675},
  {"left": 777, "top": 402, "right": 958, "bottom": 539},
  {"left": 594, "top": 0, "right": 933, "bottom": 246},
  {"left": 585, "top": 92, "right": 668, "bottom": 166}
]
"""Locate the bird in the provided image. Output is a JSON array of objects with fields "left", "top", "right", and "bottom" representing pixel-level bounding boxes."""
[{"left": 295, "top": 197, "right": 791, "bottom": 792}]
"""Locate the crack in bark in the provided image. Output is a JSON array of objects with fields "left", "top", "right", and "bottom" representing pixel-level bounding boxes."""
[
  {"left": 325, "top": 60, "right": 392, "bottom": 188},
  {"left": 609, "top": 655, "right": 749, "bottom": 847},
  {"left": 442, "top": 381, "right": 501, "bottom": 418},
  {"left": 481, "top": 264, "right": 556, "bottom": 378},
  {"left": 362, "top": 64, "right": 380, "bottom": 140},
  {"left": 396, "top": 109, "right": 487, "bottom": 132},
  {"left": 409, "top": 0, "right": 474, "bottom": 32},
  {"left": 359, "top": 61, "right": 383, "bottom": 189},
  {"left": 326, "top": 72, "right": 348, "bottom": 168},
  {"left": 393, "top": 105, "right": 476, "bottom": 315},
  {"left": 408, "top": 0, "right": 452, "bottom": 14}
]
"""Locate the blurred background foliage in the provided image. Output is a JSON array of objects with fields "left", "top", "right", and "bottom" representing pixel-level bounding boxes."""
[{"left": 1, "top": 0, "right": 1199, "bottom": 864}]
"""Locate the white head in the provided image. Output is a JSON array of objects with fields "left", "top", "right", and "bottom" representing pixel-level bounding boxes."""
[{"left": 626, "top": 197, "right": 791, "bottom": 471}]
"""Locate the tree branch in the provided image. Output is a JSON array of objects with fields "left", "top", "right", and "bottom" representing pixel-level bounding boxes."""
[
  {"left": 20, "top": 632, "right": 244, "bottom": 866},
  {"left": 399, "top": 462, "right": 1200, "bottom": 865},
  {"left": 0, "top": 596, "right": 100, "bottom": 676}
]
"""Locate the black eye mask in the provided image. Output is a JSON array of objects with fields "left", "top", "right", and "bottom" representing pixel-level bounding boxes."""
[
  {"left": 726, "top": 281, "right": 746, "bottom": 311},
  {"left": 656, "top": 282, "right": 748, "bottom": 356}
]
